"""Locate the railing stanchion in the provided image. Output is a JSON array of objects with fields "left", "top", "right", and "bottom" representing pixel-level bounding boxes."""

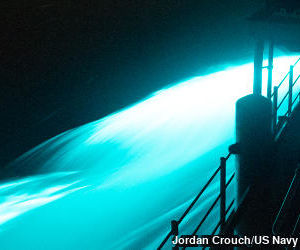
[
  {"left": 158, "top": 152, "right": 234, "bottom": 249},
  {"left": 220, "top": 157, "right": 226, "bottom": 233},
  {"left": 171, "top": 220, "right": 179, "bottom": 250},
  {"left": 273, "top": 86, "right": 278, "bottom": 135},
  {"left": 267, "top": 40, "right": 273, "bottom": 99},
  {"left": 288, "top": 65, "right": 293, "bottom": 116},
  {"left": 253, "top": 40, "right": 264, "bottom": 95}
]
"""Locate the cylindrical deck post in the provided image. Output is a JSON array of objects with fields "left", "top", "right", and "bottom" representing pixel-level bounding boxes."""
[{"left": 236, "top": 94, "right": 273, "bottom": 235}]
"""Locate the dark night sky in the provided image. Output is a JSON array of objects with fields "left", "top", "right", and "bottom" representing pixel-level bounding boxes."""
[{"left": 0, "top": 0, "right": 265, "bottom": 165}]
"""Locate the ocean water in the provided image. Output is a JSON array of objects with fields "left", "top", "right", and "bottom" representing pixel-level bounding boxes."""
[{"left": 0, "top": 55, "right": 299, "bottom": 249}]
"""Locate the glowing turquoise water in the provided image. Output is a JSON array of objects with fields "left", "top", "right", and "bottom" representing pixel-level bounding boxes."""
[{"left": 0, "top": 56, "right": 299, "bottom": 249}]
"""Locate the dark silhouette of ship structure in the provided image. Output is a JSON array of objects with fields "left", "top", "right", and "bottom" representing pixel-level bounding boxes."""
[{"left": 159, "top": 1, "right": 300, "bottom": 249}]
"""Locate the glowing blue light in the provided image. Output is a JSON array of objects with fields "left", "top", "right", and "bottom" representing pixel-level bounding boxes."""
[{"left": 0, "top": 55, "right": 299, "bottom": 249}]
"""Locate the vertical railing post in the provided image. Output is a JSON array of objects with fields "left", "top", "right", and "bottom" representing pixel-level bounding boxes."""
[
  {"left": 253, "top": 40, "right": 264, "bottom": 96},
  {"left": 171, "top": 220, "right": 179, "bottom": 250},
  {"left": 267, "top": 41, "right": 274, "bottom": 99},
  {"left": 220, "top": 157, "right": 226, "bottom": 233},
  {"left": 273, "top": 86, "right": 278, "bottom": 135},
  {"left": 288, "top": 65, "right": 294, "bottom": 116}
]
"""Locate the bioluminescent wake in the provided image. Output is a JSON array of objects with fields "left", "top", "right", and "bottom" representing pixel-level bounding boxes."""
[{"left": 1, "top": 55, "right": 299, "bottom": 249}]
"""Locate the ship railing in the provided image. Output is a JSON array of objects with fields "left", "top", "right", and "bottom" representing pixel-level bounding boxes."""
[
  {"left": 272, "top": 57, "right": 300, "bottom": 137},
  {"left": 272, "top": 167, "right": 300, "bottom": 236},
  {"left": 158, "top": 144, "right": 239, "bottom": 249}
]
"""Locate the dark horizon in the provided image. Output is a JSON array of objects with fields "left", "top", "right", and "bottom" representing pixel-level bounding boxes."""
[{"left": 1, "top": 1, "right": 265, "bottom": 165}]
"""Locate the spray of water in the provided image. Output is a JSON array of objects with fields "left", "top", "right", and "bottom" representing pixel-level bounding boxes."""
[{"left": 0, "top": 55, "right": 299, "bottom": 249}]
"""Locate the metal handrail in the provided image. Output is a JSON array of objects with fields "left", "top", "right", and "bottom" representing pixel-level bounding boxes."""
[
  {"left": 293, "top": 57, "right": 300, "bottom": 67},
  {"left": 158, "top": 150, "right": 235, "bottom": 249},
  {"left": 271, "top": 72, "right": 289, "bottom": 97},
  {"left": 199, "top": 200, "right": 235, "bottom": 250},
  {"left": 292, "top": 74, "right": 300, "bottom": 88},
  {"left": 272, "top": 57, "right": 300, "bottom": 136},
  {"left": 181, "top": 175, "right": 235, "bottom": 250},
  {"left": 211, "top": 199, "right": 235, "bottom": 235},
  {"left": 277, "top": 90, "right": 289, "bottom": 110},
  {"left": 292, "top": 91, "right": 300, "bottom": 106},
  {"left": 178, "top": 164, "right": 222, "bottom": 224},
  {"left": 271, "top": 57, "right": 300, "bottom": 97},
  {"left": 190, "top": 173, "right": 235, "bottom": 236},
  {"left": 272, "top": 168, "right": 300, "bottom": 235}
]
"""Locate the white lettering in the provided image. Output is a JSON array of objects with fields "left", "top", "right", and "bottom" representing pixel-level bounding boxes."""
[{"left": 272, "top": 236, "right": 298, "bottom": 247}]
